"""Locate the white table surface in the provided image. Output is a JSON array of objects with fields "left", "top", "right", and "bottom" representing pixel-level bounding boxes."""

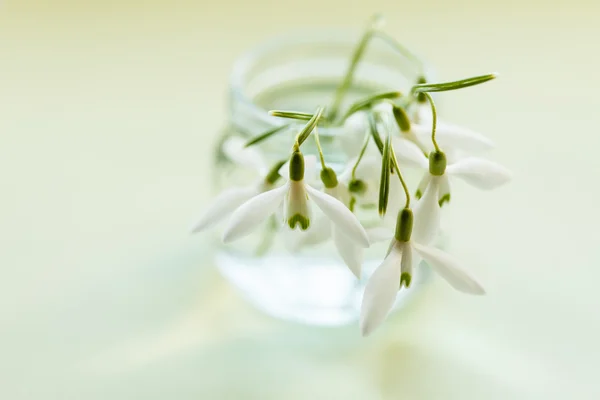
[{"left": 1, "top": 0, "right": 599, "bottom": 398}]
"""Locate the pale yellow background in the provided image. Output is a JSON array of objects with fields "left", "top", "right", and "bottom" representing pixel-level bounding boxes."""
[{"left": 1, "top": 0, "right": 599, "bottom": 399}]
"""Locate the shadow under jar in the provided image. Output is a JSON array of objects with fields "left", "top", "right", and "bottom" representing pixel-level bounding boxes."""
[{"left": 212, "top": 30, "right": 430, "bottom": 326}]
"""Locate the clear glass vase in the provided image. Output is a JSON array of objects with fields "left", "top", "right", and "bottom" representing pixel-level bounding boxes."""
[{"left": 211, "top": 30, "right": 429, "bottom": 326}]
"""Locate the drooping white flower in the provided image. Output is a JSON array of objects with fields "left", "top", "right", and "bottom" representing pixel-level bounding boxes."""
[
  {"left": 375, "top": 102, "right": 494, "bottom": 156},
  {"left": 190, "top": 136, "right": 271, "bottom": 233},
  {"left": 222, "top": 150, "right": 371, "bottom": 249},
  {"left": 360, "top": 208, "right": 485, "bottom": 336},
  {"left": 393, "top": 138, "right": 511, "bottom": 242},
  {"left": 339, "top": 155, "right": 382, "bottom": 207}
]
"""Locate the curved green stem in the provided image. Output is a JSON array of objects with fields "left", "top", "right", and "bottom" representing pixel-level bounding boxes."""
[
  {"left": 423, "top": 92, "right": 439, "bottom": 152},
  {"left": 390, "top": 147, "right": 411, "bottom": 209},
  {"left": 313, "top": 127, "right": 327, "bottom": 170},
  {"left": 328, "top": 14, "right": 384, "bottom": 121},
  {"left": 351, "top": 131, "right": 371, "bottom": 179}
]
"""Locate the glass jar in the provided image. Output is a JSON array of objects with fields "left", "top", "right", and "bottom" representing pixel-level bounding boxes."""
[{"left": 211, "top": 30, "right": 430, "bottom": 326}]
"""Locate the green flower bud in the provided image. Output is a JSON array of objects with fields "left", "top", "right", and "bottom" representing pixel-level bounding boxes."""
[
  {"left": 394, "top": 208, "right": 413, "bottom": 242},
  {"left": 416, "top": 76, "right": 427, "bottom": 103},
  {"left": 429, "top": 151, "right": 447, "bottom": 176},
  {"left": 348, "top": 179, "right": 367, "bottom": 195},
  {"left": 289, "top": 150, "right": 305, "bottom": 181},
  {"left": 320, "top": 167, "right": 338, "bottom": 189},
  {"left": 392, "top": 105, "right": 411, "bottom": 132}
]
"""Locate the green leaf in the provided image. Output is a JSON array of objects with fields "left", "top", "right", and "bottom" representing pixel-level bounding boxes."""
[
  {"left": 296, "top": 107, "right": 325, "bottom": 145},
  {"left": 270, "top": 110, "right": 328, "bottom": 122},
  {"left": 411, "top": 73, "right": 497, "bottom": 94},
  {"left": 264, "top": 159, "right": 288, "bottom": 184},
  {"left": 367, "top": 112, "right": 384, "bottom": 155},
  {"left": 342, "top": 91, "right": 402, "bottom": 121},
  {"left": 245, "top": 124, "right": 289, "bottom": 147},
  {"left": 378, "top": 129, "right": 392, "bottom": 216}
]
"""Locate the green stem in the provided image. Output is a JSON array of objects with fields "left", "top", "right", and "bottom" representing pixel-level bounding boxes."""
[
  {"left": 423, "top": 92, "right": 439, "bottom": 152},
  {"left": 351, "top": 131, "right": 371, "bottom": 179},
  {"left": 374, "top": 31, "right": 425, "bottom": 75},
  {"left": 313, "top": 127, "right": 327, "bottom": 170},
  {"left": 411, "top": 73, "right": 497, "bottom": 94},
  {"left": 328, "top": 15, "right": 384, "bottom": 121},
  {"left": 390, "top": 147, "right": 411, "bottom": 209}
]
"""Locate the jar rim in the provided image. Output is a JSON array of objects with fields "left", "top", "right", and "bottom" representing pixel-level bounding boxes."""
[{"left": 229, "top": 29, "right": 367, "bottom": 129}]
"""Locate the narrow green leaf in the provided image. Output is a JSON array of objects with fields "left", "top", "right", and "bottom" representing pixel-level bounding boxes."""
[
  {"left": 328, "top": 14, "right": 385, "bottom": 121},
  {"left": 296, "top": 106, "right": 325, "bottom": 145},
  {"left": 367, "top": 112, "right": 384, "bottom": 155},
  {"left": 411, "top": 73, "right": 497, "bottom": 94},
  {"left": 245, "top": 124, "right": 289, "bottom": 147},
  {"left": 342, "top": 91, "right": 402, "bottom": 121},
  {"left": 264, "top": 159, "right": 288, "bottom": 184},
  {"left": 378, "top": 129, "right": 392, "bottom": 216},
  {"left": 270, "top": 110, "right": 323, "bottom": 122}
]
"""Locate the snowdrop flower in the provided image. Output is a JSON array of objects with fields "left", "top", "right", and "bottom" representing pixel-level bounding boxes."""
[
  {"left": 222, "top": 149, "right": 371, "bottom": 249},
  {"left": 377, "top": 101, "right": 494, "bottom": 155},
  {"left": 394, "top": 139, "right": 511, "bottom": 243},
  {"left": 360, "top": 208, "right": 485, "bottom": 336},
  {"left": 190, "top": 136, "right": 273, "bottom": 233},
  {"left": 340, "top": 155, "right": 382, "bottom": 207}
]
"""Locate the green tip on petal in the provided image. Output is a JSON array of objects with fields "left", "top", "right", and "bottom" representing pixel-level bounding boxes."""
[
  {"left": 288, "top": 214, "right": 310, "bottom": 230},
  {"left": 438, "top": 193, "right": 451, "bottom": 207},
  {"left": 415, "top": 189, "right": 422, "bottom": 199},
  {"left": 320, "top": 167, "right": 338, "bottom": 189},
  {"left": 400, "top": 272, "right": 412, "bottom": 288},
  {"left": 429, "top": 151, "right": 447, "bottom": 176}
]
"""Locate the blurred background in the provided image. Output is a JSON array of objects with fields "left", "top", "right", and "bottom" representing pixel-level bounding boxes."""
[{"left": 1, "top": 0, "right": 599, "bottom": 398}]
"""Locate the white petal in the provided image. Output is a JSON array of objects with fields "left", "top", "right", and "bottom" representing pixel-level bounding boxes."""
[
  {"left": 191, "top": 185, "right": 259, "bottom": 233},
  {"left": 438, "top": 174, "right": 451, "bottom": 206},
  {"left": 412, "top": 242, "right": 485, "bottom": 295},
  {"left": 400, "top": 243, "right": 413, "bottom": 277},
  {"left": 387, "top": 176, "right": 407, "bottom": 217},
  {"left": 366, "top": 226, "right": 393, "bottom": 244},
  {"left": 340, "top": 111, "right": 369, "bottom": 156},
  {"left": 411, "top": 103, "right": 432, "bottom": 124},
  {"left": 285, "top": 180, "right": 311, "bottom": 229},
  {"left": 325, "top": 185, "right": 351, "bottom": 208},
  {"left": 412, "top": 122, "right": 494, "bottom": 153},
  {"left": 222, "top": 136, "right": 267, "bottom": 173},
  {"left": 333, "top": 227, "right": 364, "bottom": 279},
  {"left": 392, "top": 137, "right": 428, "bottom": 169},
  {"left": 360, "top": 241, "right": 403, "bottom": 336},
  {"left": 222, "top": 183, "right": 288, "bottom": 243},
  {"left": 413, "top": 176, "right": 440, "bottom": 245},
  {"left": 354, "top": 156, "right": 381, "bottom": 181},
  {"left": 304, "top": 184, "right": 370, "bottom": 248},
  {"left": 286, "top": 217, "right": 332, "bottom": 252},
  {"left": 447, "top": 157, "right": 512, "bottom": 190},
  {"left": 415, "top": 173, "right": 431, "bottom": 200}
]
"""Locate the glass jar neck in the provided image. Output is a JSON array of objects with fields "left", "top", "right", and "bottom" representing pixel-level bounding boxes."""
[{"left": 227, "top": 30, "right": 423, "bottom": 162}]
